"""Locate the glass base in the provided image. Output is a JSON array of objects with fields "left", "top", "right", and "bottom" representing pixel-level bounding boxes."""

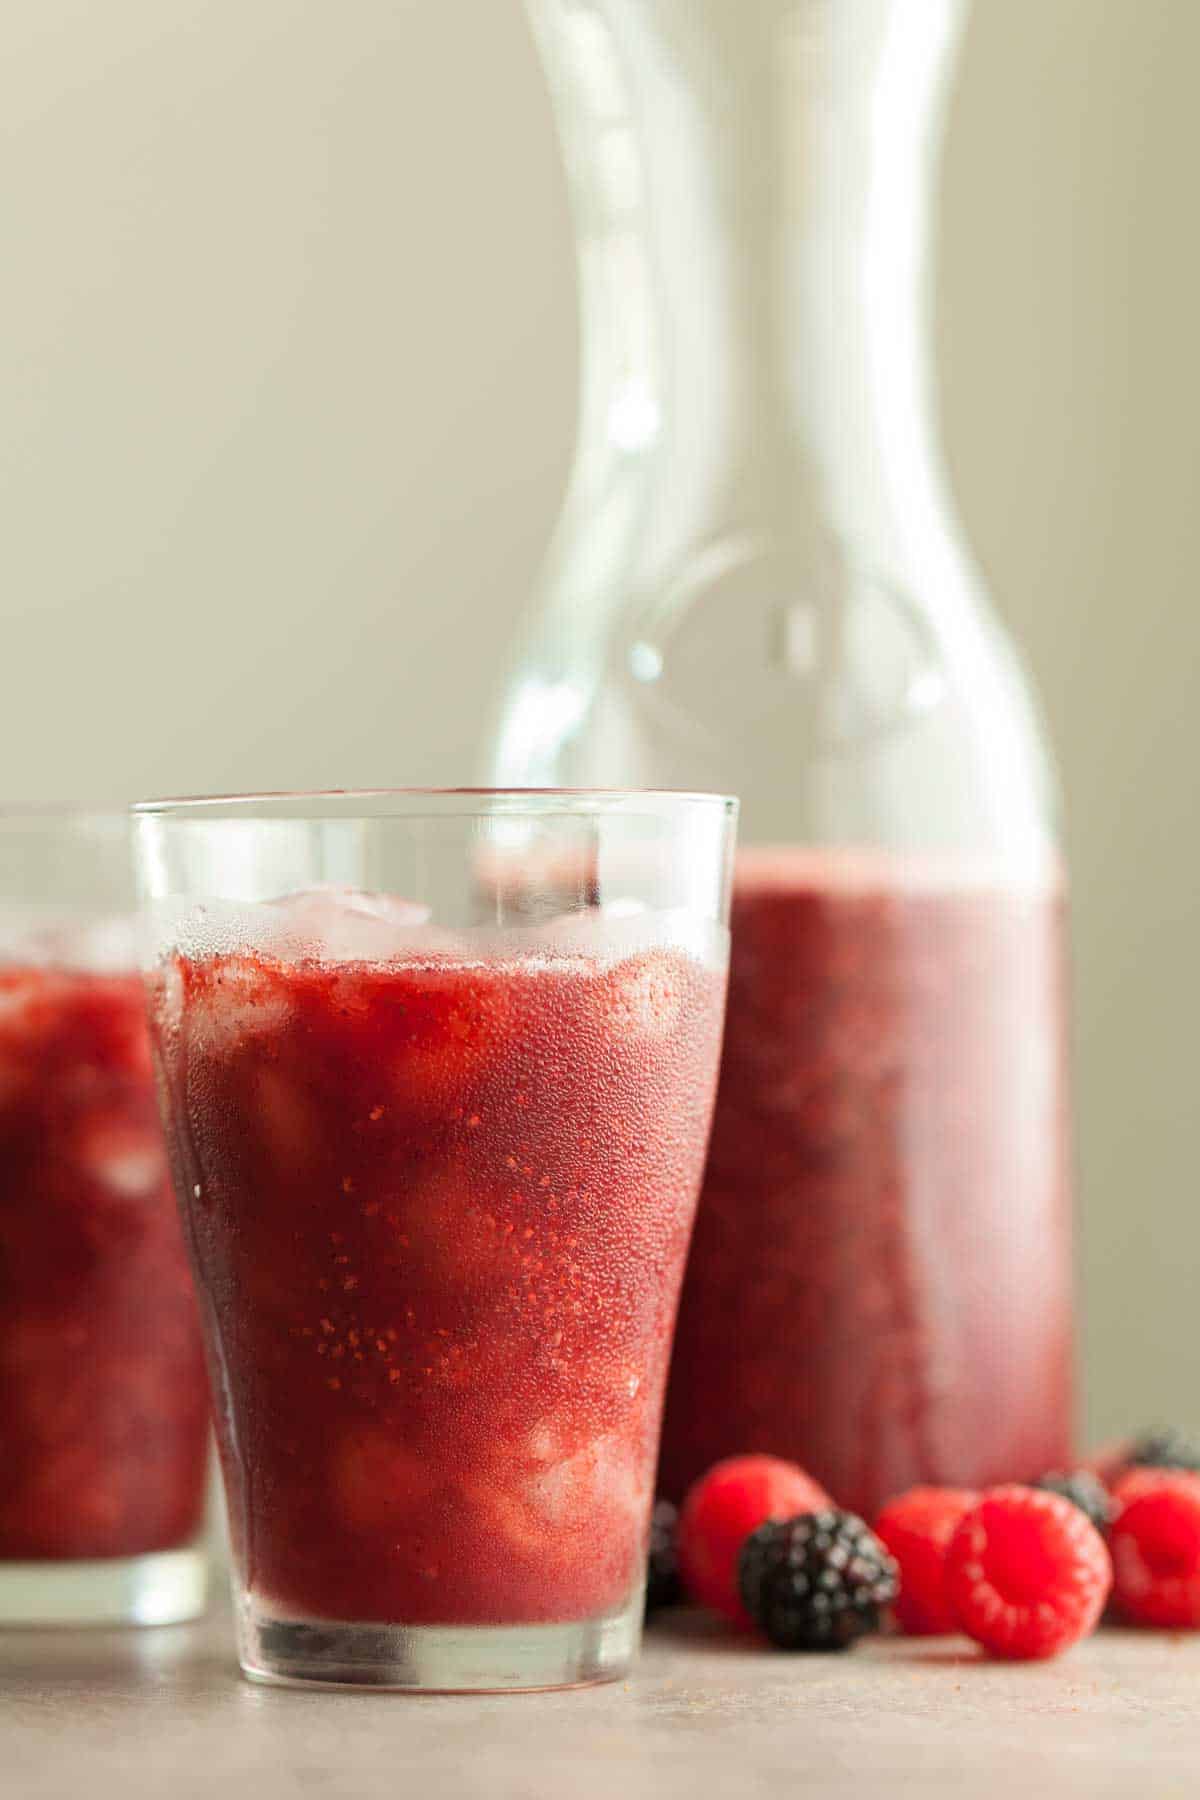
[
  {"left": 238, "top": 1592, "right": 642, "bottom": 1692},
  {"left": 0, "top": 1546, "right": 208, "bottom": 1627}
]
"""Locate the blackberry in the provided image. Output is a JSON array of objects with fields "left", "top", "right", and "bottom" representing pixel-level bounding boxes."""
[
  {"left": 738, "top": 1510, "right": 898, "bottom": 1651},
  {"left": 1034, "top": 1470, "right": 1114, "bottom": 1536},
  {"left": 645, "top": 1499, "right": 683, "bottom": 1614},
  {"left": 1128, "top": 1427, "right": 1200, "bottom": 1474}
]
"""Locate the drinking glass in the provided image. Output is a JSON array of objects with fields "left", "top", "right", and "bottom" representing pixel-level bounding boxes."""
[
  {"left": 0, "top": 809, "right": 210, "bottom": 1625},
  {"left": 134, "top": 789, "right": 735, "bottom": 1690}
]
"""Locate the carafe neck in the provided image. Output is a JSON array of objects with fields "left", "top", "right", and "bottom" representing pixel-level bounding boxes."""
[{"left": 531, "top": 0, "right": 968, "bottom": 584}]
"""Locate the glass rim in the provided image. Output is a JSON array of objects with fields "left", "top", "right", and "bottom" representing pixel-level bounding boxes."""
[
  {"left": 131, "top": 787, "right": 739, "bottom": 821},
  {"left": 0, "top": 804, "right": 132, "bottom": 828}
]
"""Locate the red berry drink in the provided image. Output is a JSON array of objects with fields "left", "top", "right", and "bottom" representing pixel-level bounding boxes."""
[
  {"left": 659, "top": 847, "right": 1073, "bottom": 1518},
  {"left": 0, "top": 959, "right": 210, "bottom": 1581},
  {"left": 149, "top": 915, "right": 726, "bottom": 1653}
]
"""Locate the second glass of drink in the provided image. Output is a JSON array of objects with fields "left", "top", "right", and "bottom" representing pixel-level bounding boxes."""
[{"left": 134, "top": 788, "right": 735, "bottom": 1690}]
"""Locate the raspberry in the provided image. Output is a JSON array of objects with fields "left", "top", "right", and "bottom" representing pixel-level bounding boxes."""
[
  {"left": 644, "top": 1498, "right": 682, "bottom": 1614},
  {"left": 1109, "top": 1469, "right": 1200, "bottom": 1627},
  {"left": 874, "top": 1487, "right": 979, "bottom": 1634},
  {"left": 739, "top": 1510, "right": 898, "bottom": 1651},
  {"left": 677, "top": 1454, "right": 832, "bottom": 1625},
  {"left": 945, "top": 1485, "right": 1111, "bottom": 1659}
]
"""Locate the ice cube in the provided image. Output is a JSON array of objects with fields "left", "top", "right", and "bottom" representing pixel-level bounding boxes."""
[
  {"left": 608, "top": 953, "right": 684, "bottom": 1036},
  {"left": 62, "top": 914, "right": 140, "bottom": 974},
  {"left": 185, "top": 958, "right": 292, "bottom": 1056},
  {"left": 158, "top": 891, "right": 439, "bottom": 968},
  {"left": 528, "top": 902, "right": 646, "bottom": 962},
  {"left": 522, "top": 903, "right": 727, "bottom": 972},
  {"left": 0, "top": 911, "right": 137, "bottom": 973},
  {"left": 523, "top": 1430, "right": 646, "bottom": 1531},
  {"left": 4, "top": 1442, "right": 122, "bottom": 1549},
  {"left": 254, "top": 1064, "right": 317, "bottom": 1173},
  {"left": 146, "top": 959, "right": 184, "bottom": 1036},
  {"left": 262, "top": 886, "right": 433, "bottom": 963},
  {"left": 76, "top": 1119, "right": 167, "bottom": 1198},
  {"left": 333, "top": 1427, "right": 438, "bottom": 1534}
]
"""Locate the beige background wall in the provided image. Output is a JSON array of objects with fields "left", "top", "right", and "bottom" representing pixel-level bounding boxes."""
[{"left": 2, "top": 0, "right": 1196, "bottom": 1444}]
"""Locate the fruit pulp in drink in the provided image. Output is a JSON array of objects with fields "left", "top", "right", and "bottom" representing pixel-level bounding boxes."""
[
  {"left": 0, "top": 964, "right": 210, "bottom": 1560},
  {"left": 659, "top": 847, "right": 1073, "bottom": 1518},
  {"left": 151, "top": 928, "right": 726, "bottom": 1625}
]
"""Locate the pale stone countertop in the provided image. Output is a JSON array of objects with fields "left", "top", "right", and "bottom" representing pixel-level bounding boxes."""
[{"left": 3, "top": 1605, "right": 1196, "bottom": 1799}]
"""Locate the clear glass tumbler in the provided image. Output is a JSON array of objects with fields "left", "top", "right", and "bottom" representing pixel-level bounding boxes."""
[
  {"left": 133, "top": 789, "right": 735, "bottom": 1690},
  {"left": 0, "top": 809, "right": 210, "bottom": 1626}
]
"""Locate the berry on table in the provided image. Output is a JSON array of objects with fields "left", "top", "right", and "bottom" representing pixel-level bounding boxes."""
[
  {"left": 1109, "top": 1469, "right": 1200, "bottom": 1628},
  {"left": 1033, "top": 1470, "right": 1115, "bottom": 1537},
  {"left": 874, "top": 1486, "right": 979, "bottom": 1634},
  {"left": 645, "top": 1498, "right": 683, "bottom": 1614},
  {"left": 1126, "top": 1427, "right": 1200, "bottom": 1476},
  {"left": 677, "top": 1454, "right": 832, "bottom": 1624},
  {"left": 945, "top": 1485, "right": 1111, "bottom": 1660},
  {"left": 738, "top": 1510, "right": 898, "bottom": 1651}
]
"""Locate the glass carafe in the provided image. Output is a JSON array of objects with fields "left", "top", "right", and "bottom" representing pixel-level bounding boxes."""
[{"left": 487, "top": 0, "right": 1073, "bottom": 1516}]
